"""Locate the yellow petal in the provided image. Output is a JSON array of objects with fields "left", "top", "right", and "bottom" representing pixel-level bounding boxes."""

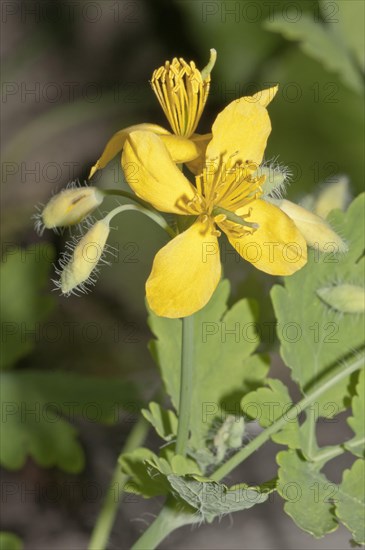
[
  {"left": 251, "top": 85, "right": 278, "bottom": 107},
  {"left": 89, "top": 123, "right": 170, "bottom": 178},
  {"left": 146, "top": 219, "right": 221, "bottom": 318},
  {"left": 122, "top": 131, "right": 197, "bottom": 214},
  {"left": 186, "top": 133, "right": 212, "bottom": 175},
  {"left": 222, "top": 199, "right": 307, "bottom": 275},
  {"left": 206, "top": 87, "right": 278, "bottom": 169},
  {"left": 160, "top": 134, "right": 200, "bottom": 163}
]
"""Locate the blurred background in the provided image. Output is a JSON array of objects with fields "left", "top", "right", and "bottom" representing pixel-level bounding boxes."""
[{"left": 1, "top": 1, "right": 364, "bottom": 549}]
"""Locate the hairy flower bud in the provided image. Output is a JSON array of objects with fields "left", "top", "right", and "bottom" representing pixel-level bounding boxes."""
[
  {"left": 38, "top": 185, "right": 104, "bottom": 233},
  {"left": 277, "top": 199, "right": 348, "bottom": 253},
  {"left": 317, "top": 284, "right": 365, "bottom": 314},
  {"left": 58, "top": 219, "right": 110, "bottom": 295}
]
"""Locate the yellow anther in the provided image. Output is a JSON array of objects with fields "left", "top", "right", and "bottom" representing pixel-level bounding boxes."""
[{"left": 151, "top": 51, "right": 215, "bottom": 137}]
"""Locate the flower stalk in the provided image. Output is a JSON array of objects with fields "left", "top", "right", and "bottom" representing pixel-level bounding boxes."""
[
  {"left": 130, "top": 497, "right": 195, "bottom": 550},
  {"left": 175, "top": 314, "right": 195, "bottom": 456},
  {"left": 103, "top": 204, "right": 176, "bottom": 239}
]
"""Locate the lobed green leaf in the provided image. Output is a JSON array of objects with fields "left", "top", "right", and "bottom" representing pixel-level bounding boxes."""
[
  {"left": 271, "top": 194, "right": 365, "bottom": 417},
  {"left": 277, "top": 450, "right": 338, "bottom": 537},
  {"left": 167, "top": 475, "right": 268, "bottom": 523},
  {"left": 241, "top": 378, "right": 300, "bottom": 449},
  {"left": 119, "top": 448, "right": 169, "bottom": 498},
  {"left": 141, "top": 402, "right": 178, "bottom": 442},
  {"left": 345, "top": 369, "right": 365, "bottom": 458}
]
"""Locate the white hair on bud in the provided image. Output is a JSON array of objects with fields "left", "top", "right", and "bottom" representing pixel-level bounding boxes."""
[
  {"left": 257, "top": 157, "right": 292, "bottom": 200},
  {"left": 66, "top": 179, "right": 83, "bottom": 189},
  {"left": 32, "top": 203, "right": 46, "bottom": 236},
  {"left": 32, "top": 203, "right": 63, "bottom": 236}
]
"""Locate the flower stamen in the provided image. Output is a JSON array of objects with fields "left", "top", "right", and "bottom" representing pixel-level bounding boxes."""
[{"left": 151, "top": 50, "right": 216, "bottom": 137}]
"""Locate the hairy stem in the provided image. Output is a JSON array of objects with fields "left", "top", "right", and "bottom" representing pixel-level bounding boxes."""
[{"left": 130, "top": 498, "right": 194, "bottom": 550}]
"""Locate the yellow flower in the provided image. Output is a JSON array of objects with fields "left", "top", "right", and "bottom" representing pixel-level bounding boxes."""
[
  {"left": 88, "top": 51, "right": 216, "bottom": 179},
  {"left": 121, "top": 86, "right": 308, "bottom": 318}
]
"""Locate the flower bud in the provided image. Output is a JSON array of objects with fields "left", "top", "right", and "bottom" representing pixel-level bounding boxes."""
[
  {"left": 313, "top": 176, "right": 351, "bottom": 219},
  {"left": 58, "top": 219, "right": 110, "bottom": 295},
  {"left": 39, "top": 186, "right": 104, "bottom": 232},
  {"left": 277, "top": 199, "right": 348, "bottom": 253},
  {"left": 317, "top": 284, "right": 365, "bottom": 314},
  {"left": 213, "top": 415, "right": 245, "bottom": 462}
]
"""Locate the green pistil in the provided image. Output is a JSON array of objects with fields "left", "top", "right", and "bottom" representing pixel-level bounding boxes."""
[{"left": 212, "top": 206, "right": 259, "bottom": 230}]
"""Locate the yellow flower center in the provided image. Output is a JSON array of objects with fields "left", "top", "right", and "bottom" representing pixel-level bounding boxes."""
[
  {"left": 151, "top": 57, "right": 211, "bottom": 137},
  {"left": 186, "top": 157, "right": 265, "bottom": 237}
]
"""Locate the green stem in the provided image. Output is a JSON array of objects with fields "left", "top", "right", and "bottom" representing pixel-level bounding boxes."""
[
  {"left": 303, "top": 404, "right": 317, "bottom": 459},
  {"left": 130, "top": 498, "right": 192, "bottom": 550},
  {"left": 102, "top": 189, "right": 176, "bottom": 238},
  {"left": 88, "top": 417, "right": 149, "bottom": 550},
  {"left": 312, "top": 445, "right": 345, "bottom": 464},
  {"left": 211, "top": 353, "right": 364, "bottom": 481},
  {"left": 104, "top": 203, "right": 176, "bottom": 239},
  {"left": 130, "top": 505, "right": 173, "bottom": 550},
  {"left": 176, "top": 315, "right": 195, "bottom": 456},
  {"left": 103, "top": 189, "right": 150, "bottom": 209}
]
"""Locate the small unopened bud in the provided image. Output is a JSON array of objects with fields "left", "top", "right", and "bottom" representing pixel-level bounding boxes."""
[
  {"left": 277, "top": 199, "right": 348, "bottom": 253},
  {"left": 38, "top": 185, "right": 104, "bottom": 233},
  {"left": 214, "top": 416, "right": 245, "bottom": 462},
  {"left": 317, "top": 284, "right": 365, "bottom": 314},
  {"left": 58, "top": 219, "right": 110, "bottom": 295}
]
